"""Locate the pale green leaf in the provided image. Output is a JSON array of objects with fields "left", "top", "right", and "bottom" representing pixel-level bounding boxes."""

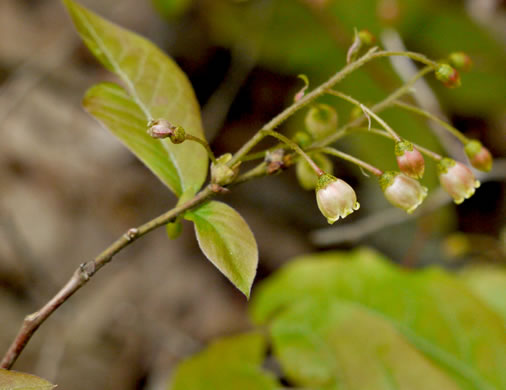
[
  {"left": 63, "top": 0, "right": 207, "bottom": 196},
  {"left": 251, "top": 248, "right": 506, "bottom": 390},
  {"left": 0, "top": 369, "right": 55, "bottom": 390},
  {"left": 271, "top": 298, "right": 461, "bottom": 389},
  {"left": 152, "top": 0, "right": 193, "bottom": 20},
  {"left": 460, "top": 266, "right": 506, "bottom": 322},
  {"left": 185, "top": 201, "right": 258, "bottom": 298},
  {"left": 169, "top": 332, "right": 278, "bottom": 390}
]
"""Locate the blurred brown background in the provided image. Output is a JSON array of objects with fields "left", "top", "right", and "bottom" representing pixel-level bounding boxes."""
[{"left": 0, "top": 0, "right": 504, "bottom": 389}]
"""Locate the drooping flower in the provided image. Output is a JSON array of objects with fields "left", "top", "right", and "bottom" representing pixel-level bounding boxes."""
[
  {"left": 380, "top": 171, "right": 427, "bottom": 213},
  {"left": 316, "top": 174, "right": 359, "bottom": 224},
  {"left": 438, "top": 158, "right": 480, "bottom": 204},
  {"left": 464, "top": 140, "right": 493, "bottom": 172},
  {"left": 395, "top": 140, "right": 425, "bottom": 179}
]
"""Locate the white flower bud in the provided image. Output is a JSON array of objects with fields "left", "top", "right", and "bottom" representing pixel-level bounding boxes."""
[
  {"left": 316, "top": 174, "right": 359, "bottom": 224},
  {"left": 380, "top": 171, "right": 427, "bottom": 213}
]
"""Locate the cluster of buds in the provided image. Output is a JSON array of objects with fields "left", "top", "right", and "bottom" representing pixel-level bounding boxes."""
[
  {"left": 395, "top": 140, "right": 425, "bottom": 179},
  {"left": 147, "top": 119, "right": 186, "bottom": 144},
  {"left": 438, "top": 158, "right": 480, "bottom": 204},
  {"left": 316, "top": 174, "right": 360, "bottom": 224}
]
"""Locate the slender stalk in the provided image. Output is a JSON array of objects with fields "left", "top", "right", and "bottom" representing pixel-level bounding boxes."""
[
  {"left": 261, "top": 130, "right": 323, "bottom": 176},
  {"left": 228, "top": 50, "right": 437, "bottom": 167},
  {"left": 319, "top": 147, "right": 383, "bottom": 176},
  {"left": 0, "top": 186, "right": 214, "bottom": 369},
  {"left": 393, "top": 100, "right": 470, "bottom": 144},
  {"left": 184, "top": 134, "right": 218, "bottom": 163},
  {"left": 313, "top": 66, "right": 433, "bottom": 148},
  {"left": 351, "top": 127, "right": 443, "bottom": 161},
  {"left": 326, "top": 89, "right": 402, "bottom": 141}
]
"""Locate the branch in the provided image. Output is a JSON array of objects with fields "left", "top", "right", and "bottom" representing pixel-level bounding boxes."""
[
  {"left": 0, "top": 186, "right": 214, "bottom": 369},
  {"left": 1, "top": 48, "right": 440, "bottom": 369}
]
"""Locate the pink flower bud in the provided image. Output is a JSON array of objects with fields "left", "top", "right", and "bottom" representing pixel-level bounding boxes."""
[
  {"left": 147, "top": 119, "right": 186, "bottom": 143},
  {"left": 435, "top": 63, "right": 461, "bottom": 88},
  {"left": 316, "top": 174, "right": 359, "bottom": 224},
  {"left": 449, "top": 52, "right": 473, "bottom": 72},
  {"left": 438, "top": 158, "right": 480, "bottom": 204},
  {"left": 395, "top": 140, "right": 425, "bottom": 179},
  {"left": 380, "top": 171, "right": 427, "bottom": 213},
  {"left": 464, "top": 140, "right": 493, "bottom": 172}
]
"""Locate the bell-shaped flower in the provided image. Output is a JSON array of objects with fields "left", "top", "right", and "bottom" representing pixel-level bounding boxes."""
[
  {"left": 395, "top": 140, "right": 425, "bottom": 179},
  {"left": 438, "top": 158, "right": 480, "bottom": 204},
  {"left": 380, "top": 171, "right": 427, "bottom": 214},
  {"left": 316, "top": 174, "right": 359, "bottom": 224},
  {"left": 464, "top": 140, "right": 493, "bottom": 172}
]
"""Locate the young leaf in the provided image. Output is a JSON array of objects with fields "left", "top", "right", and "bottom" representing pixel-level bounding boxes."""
[
  {"left": 271, "top": 298, "right": 461, "bottom": 389},
  {"left": 185, "top": 201, "right": 258, "bottom": 298},
  {"left": 251, "top": 248, "right": 506, "bottom": 390},
  {"left": 62, "top": 0, "right": 207, "bottom": 196},
  {"left": 460, "top": 266, "right": 506, "bottom": 322},
  {"left": 0, "top": 369, "right": 55, "bottom": 390},
  {"left": 170, "top": 332, "right": 278, "bottom": 390}
]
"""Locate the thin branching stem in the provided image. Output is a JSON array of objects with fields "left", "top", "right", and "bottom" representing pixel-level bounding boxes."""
[
  {"left": 319, "top": 147, "right": 383, "bottom": 176},
  {"left": 326, "top": 90, "right": 402, "bottom": 141},
  {"left": 261, "top": 130, "right": 323, "bottom": 175},
  {"left": 184, "top": 134, "right": 218, "bottom": 163},
  {"left": 392, "top": 100, "right": 470, "bottom": 144},
  {"left": 1, "top": 49, "right": 440, "bottom": 369},
  {"left": 351, "top": 127, "right": 443, "bottom": 161}
]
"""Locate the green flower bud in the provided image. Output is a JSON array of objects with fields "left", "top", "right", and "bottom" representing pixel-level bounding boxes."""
[
  {"left": 464, "top": 140, "right": 492, "bottom": 172},
  {"left": 292, "top": 131, "right": 313, "bottom": 148},
  {"left": 211, "top": 153, "right": 238, "bottom": 186},
  {"left": 435, "top": 63, "right": 461, "bottom": 88},
  {"left": 296, "top": 153, "right": 333, "bottom": 190},
  {"left": 449, "top": 52, "right": 472, "bottom": 72},
  {"left": 305, "top": 104, "right": 338, "bottom": 140}
]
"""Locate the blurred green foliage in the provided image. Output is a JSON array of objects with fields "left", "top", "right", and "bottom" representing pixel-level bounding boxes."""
[{"left": 170, "top": 249, "right": 506, "bottom": 389}]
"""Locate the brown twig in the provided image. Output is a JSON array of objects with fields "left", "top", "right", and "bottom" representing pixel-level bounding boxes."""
[{"left": 0, "top": 186, "right": 214, "bottom": 369}]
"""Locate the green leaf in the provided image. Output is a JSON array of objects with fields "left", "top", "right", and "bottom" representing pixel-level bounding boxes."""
[
  {"left": 460, "top": 266, "right": 506, "bottom": 322},
  {"left": 169, "top": 332, "right": 279, "bottom": 390},
  {"left": 0, "top": 369, "right": 55, "bottom": 390},
  {"left": 251, "top": 248, "right": 506, "bottom": 390},
  {"left": 271, "top": 298, "right": 461, "bottom": 389},
  {"left": 185, "top": 201, "right": 258, "bottom": 298},
  {"left": 63, "top": 0, "right": 207, "bottom": 196},
  {"left": 152, "top": 0, "right": 193, "bottom": 20}
]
